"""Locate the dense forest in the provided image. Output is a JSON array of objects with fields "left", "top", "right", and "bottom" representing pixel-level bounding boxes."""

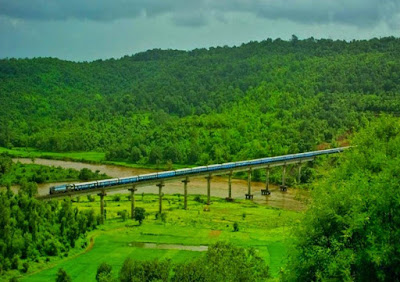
[
  {"left": 286, "top": 117, "right": 400, "bottom": 281},
  {"left": 0, "top": 185, "right": 99, "bottom": 274},
  {"left": 1, "top": 37, "right": 400, "bottom": 165}
]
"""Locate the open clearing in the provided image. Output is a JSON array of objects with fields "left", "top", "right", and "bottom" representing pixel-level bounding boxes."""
[{"left": 22, "top": 194, "right": 303, "bottom": 281}]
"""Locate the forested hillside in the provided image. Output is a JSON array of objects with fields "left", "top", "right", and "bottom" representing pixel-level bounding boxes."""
[
  {"left": 1, "top": 37, "right": 400, "bottom": 165},
  {"left": 286, "top": 116, "right": 400, "bottom": 281}
]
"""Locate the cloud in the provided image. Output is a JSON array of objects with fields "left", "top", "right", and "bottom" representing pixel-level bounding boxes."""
[{"left": 1, "top": 0, "right": 399, "bottom": 28}]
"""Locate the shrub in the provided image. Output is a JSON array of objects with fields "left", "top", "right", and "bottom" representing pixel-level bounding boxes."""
[
  {"left": 134, "top": 207, "right": 145, "bottom": 225},
  {"left": 96, "top": 262, "right": 112, "bottom": 281},
  {"left": 56, "top": 268, "right": 71, "bottom": 282},
  {"left": 87, "top": 195, "right": 95, "bottom": 202},
  {"left": 120, "top": 258, "right": 171, "bottom": 282},
  {"left": 21, "top": 262, "right": 29, "bottom": 273},
  {"left": 233, "top": 222, "right": 239, "bottom": 232},
  {"left": 117, "top": 210, "right": 128, "bottom": 222},
  {"left": 11, "top": 255, "right": 19, "bottom": 270}
]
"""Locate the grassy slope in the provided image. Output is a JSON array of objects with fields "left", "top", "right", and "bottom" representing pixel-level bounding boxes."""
[{"left": 22, "top": 194, "right": 302, "bottom": 281}]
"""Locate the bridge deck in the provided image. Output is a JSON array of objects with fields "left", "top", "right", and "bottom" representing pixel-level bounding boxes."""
[{"left": 37, "top": 147, "right": 348, "bottom": 200}]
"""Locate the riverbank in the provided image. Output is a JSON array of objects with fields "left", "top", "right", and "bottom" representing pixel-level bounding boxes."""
[
  {"left": 0, "top": 147, "right": 191, "bottom": 170},
  {"left": 0, "top": 159, "right": 109, "bottom": 188},
  {"left": 20, "top": 194, "right": 303, "bottom": 281}
]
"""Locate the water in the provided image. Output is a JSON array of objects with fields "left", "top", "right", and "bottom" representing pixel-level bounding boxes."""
[
  {"left": 9, "top": 158, "right": 309, "bottom": 211},
  {"left": 128, "top": 242, "right": 208, "bottom": 252}
]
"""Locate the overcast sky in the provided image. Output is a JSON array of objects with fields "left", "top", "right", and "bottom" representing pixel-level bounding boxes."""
[{"left": 1, "top": 0, "right": 400, "bottom": 61}]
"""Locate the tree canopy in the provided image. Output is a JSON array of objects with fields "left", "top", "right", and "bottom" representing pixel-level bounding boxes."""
[
  {"left": 1, "top": 37, "right": 400, "bottom": 165},
  {"left": 286, "top": 116, "right": 400, "bottom": 281}
]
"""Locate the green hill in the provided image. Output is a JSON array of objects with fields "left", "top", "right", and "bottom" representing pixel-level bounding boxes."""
[{"left": 1, "top": 37, "right": 400, "bottom": 164}]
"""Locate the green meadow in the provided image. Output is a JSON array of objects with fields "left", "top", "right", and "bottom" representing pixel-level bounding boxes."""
[
  {"left": 21, "top": 194, "right": 303, "bottom": 281},
  {"left": 0, "top": 147, "right": 105, "bottom": 163}
]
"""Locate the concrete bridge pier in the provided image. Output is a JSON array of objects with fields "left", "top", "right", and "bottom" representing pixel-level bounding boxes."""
[
  {"left": 261, "top": 167, "right": 271, "bottom": 195},
  {"left": 206, "top": 174, "right": 212, "bottom": 205},
  {"left": 280, "top": 165, "right": 288, "bottom": 192},
  {"left": 129, "top": 185, "right": 137, "bottom": 219},
  {"left": 297, "top": 163, "right": 302, "bottom": 184},
  {"left": 157, "top": 182, "right": 165, "bottom": 213},
  {"left": 182, "top": 177, "right": 190, "bottom": 210},
  {"left": 226, "top": 171, "right": 233, "bottom": 201},
  {"left": 245, "top": 169, "right": 254, "bottom": 199},
  {"left": 98, "top": 190, "right": 107, "bottom": 224}
]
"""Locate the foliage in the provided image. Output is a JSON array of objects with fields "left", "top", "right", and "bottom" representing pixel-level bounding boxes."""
[
  {"left": 286, "top": 117, "right": 400, "bottom": 281},
  {"left": 96, "top": 262, "right": 112, "bottom": 281},
  {"left": 0, "top": 155, "right": 107, "bottom": 186},
  {"left": 56, "top": 268, "right": 72, "bottom": 282},
  {"left": 134, "top": 207, "right": 145, "bottom": 225},
  {"left": 172, "top": 242, "right": 269, "bottom": 281},
  {"left": 233, "top": 222, "right": 239, "bottom": 232},
  {"left": 2, "top": 37, "right": 400, "bottom": 167},
  {"left": 0, "top": 187, "right": 98, "bottom": 273},
  {"left": 117, "top": 210, "right": 128, "bottom": 222},
  {"left": 119, "top": 257, "right": 171, "bottom": 282}
]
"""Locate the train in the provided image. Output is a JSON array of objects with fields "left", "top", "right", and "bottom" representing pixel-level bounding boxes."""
[{"left": 49, "top": 147, "right": 345, "bottom": 195}]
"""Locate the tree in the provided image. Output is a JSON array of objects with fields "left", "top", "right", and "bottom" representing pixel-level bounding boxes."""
[
  {"left": 56, "top": 268, "right": 71, "bottom": 282},
  {"left": 119, "top": 257, "right": 171, "bottom": 282},
  {"left": 286, "top": 117, "right": 400, "bottom": 281},
  {"left": 130, "top": 146, "right": 142, "bottom": 162},
  {"left": 134, "top": 207, "right": 145, "bottom": 225},
  {"left": 96, "top": 262, "right": 112, "bottom": 281},
  {"left": 172, "top": 242, "right": 269, "bottom": 281},
  {"left": 0, "top": 153, "right": 12, "bottom": 175},
  {"left": 78, "top": 168, "right": 92, "bottom": 181},
  {"left": 117, "top": 210, "right": 128, "bottom": 222},
  {"left": 148, "top": 147, "right": 163, "bottom": 164},
  {"left": 19, "top": 181, "right": 38, "bottom": 197}
]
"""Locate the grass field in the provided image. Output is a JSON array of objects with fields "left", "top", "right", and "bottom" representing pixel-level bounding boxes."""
[
  {"left": 0, "top": 147, "right": 106, "bottom": 163},
  {"left": 0, "top": 147, "right": 192, "bottom": 170},
  {"left": 18, "top": 194, "right": 303, "bottom": 281}
]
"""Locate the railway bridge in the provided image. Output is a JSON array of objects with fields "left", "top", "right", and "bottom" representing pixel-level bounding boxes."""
[{"left": 37, "top": 147, "right": 348, "bottom": 223}]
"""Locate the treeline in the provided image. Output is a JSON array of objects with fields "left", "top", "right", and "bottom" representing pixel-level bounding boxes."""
[
  {"left": 0, "top": 153, "right": 108, "bottom": 186},
  {"left": 90, "top": 242, "right": 269, "bottom": 282},
  {"left": 285, "top": 116, "right": 400, "bottom": 281},
  {"left": 1, "top": 37, "right": 400, "bottom": 164},
  {"left": 0, "top": 185, "right": 99, "bottom": 275}
]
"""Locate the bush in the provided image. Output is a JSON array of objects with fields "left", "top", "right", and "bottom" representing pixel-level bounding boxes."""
[
  {"left": 56, "top": 268, "right": 71, "bottom": 282},
  {"left": 134, "top": 207, "right": 145, "bottom": 225},
  {"left": 11, "top": 255, "right": 19, "bottom": 270},
  {"left": 119, "top": 258, "right": 171, "bottom": 282},
  {"left": 194, "top": 195, "right": 205, "bottom": 204},
  {"left": 233, "top": 222, "right": 239, "bottom": 232},
  {"left": 21, "top": 262, "right": 29, "bottom": 273},
  {"left": 79, "top": 168, "right": 93, "bottom": 181},
  {"left": 117, "top": 210, "right": 128, "bottom": 222},
  {"left": 87, "top": 195, "right": 95, "bottom": 202},
  {"left": 172, "top": 242, "right": 269, "bottom": 281},
  {"left": 96, "top": 262, "right": 112, "bottom": 281},
  {"left": 160, "top": 212, "right": 167, "bottom": 223}
]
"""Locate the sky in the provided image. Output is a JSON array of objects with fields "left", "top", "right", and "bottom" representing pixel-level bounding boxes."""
[{"left": 1, "top": 0, "right": 400, "bottom": 61}]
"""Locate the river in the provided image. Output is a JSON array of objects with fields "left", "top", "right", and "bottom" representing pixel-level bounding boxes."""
[{"left": 10, "top": 158, "right": 310, "bottom": 211}]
